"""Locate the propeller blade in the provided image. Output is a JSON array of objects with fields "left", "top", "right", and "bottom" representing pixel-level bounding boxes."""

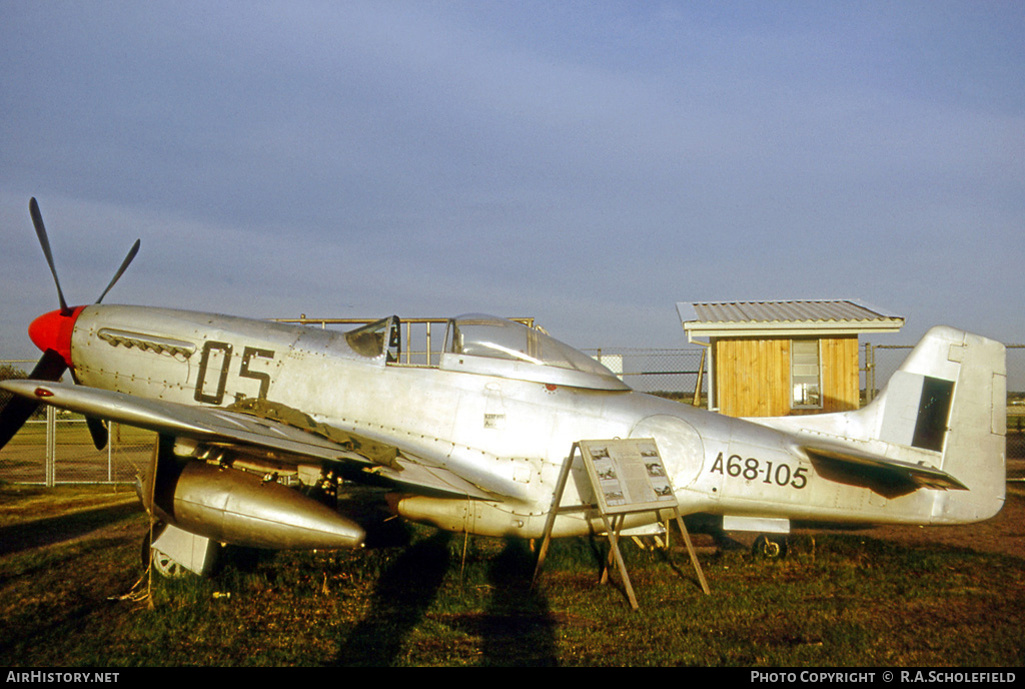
[
  {"left": 85, "top": 416, "right": 109, "bottom": 450},
  {"left": 0, "top": 349, "right": 67, "bottom": 450},
  {"left": 95, "top": 239, "right": 140, "bottom": 304},
  {"left": 29, "top": 198, "right": 70, "bottom": 315},
  {"left": 67, "top": 369, "right": 109, "bottom": 450},
  {"left": 15, "top": 197, "right": 135, "bottom": 452}
]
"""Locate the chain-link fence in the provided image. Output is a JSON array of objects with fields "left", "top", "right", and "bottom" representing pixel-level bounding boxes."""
[
  {"left": 2, "top": 342, "right": 1022, "bottom": 484},
  {"left": 581, "top": 347, "right": 708, "bottom": 401},
  {"left": 0, "top": 411, "right": 152, "bottom": 485},
  {"left": 0, "top": 361, "right": 153, "bottom": 486}
]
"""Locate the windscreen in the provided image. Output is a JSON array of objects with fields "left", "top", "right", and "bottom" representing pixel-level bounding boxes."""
[{"left": 447, "top": 315, "right": 616, "bottom": 378}]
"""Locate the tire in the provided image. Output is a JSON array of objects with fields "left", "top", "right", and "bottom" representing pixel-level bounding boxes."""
[{"left": 752, "top": 534, "right": 789, "bottom": 559}]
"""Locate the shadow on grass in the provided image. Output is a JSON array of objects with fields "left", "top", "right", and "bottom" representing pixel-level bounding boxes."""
[
  {"left": 334, "top": 530, "right": 454, "bottom": 666},
  {"left": 427, "top": 537, "right": 559, "bottom": 666},
  {"left": 479, "top": 538, "right": 558, "bottom": 666},
  {"left": 0, "top": 501, "right": 140, "bottom": 556},
  {"left": 333, "top": 533, "right": 559, "bottom": 667}
]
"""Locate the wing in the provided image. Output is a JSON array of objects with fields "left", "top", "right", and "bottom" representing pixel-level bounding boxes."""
[{"left": 0, "top": 379, "right": 496, "bottom": 500}]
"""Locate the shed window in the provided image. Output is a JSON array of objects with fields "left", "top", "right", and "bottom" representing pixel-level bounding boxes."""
[{"left": 791, "top": 340, "right": 822, "bottom": 409}]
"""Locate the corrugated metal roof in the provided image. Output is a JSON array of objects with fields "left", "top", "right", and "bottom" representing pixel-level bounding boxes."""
[
  {"left": 689, "top": 300, "right": 893, "bottom": 324},
  {"left": 677, "top": 300, "right": 905, "bottom": 338}
]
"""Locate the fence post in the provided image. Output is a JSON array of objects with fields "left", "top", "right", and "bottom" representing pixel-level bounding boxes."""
[
  {"left": 45, "top": 405, "right": 56, "bottom": 487},
  {"left": 693, "top": 347, "right": 706, "bottom": 407}
]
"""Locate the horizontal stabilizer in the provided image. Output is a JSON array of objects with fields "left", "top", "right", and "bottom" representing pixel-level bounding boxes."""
[{"left": 802, "top": 441, "right": 967, "bottom": 492}]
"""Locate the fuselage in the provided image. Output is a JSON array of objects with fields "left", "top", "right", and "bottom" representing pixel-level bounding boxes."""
[{"left": 35, "top": 303, "right": 988, "bottom": 539}]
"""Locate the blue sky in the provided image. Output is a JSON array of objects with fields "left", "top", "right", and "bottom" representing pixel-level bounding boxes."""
[{"left": 1, "top": 1, "right": 1022, "bottom": 363}]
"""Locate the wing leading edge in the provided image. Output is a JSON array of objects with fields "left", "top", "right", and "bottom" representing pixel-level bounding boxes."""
[{"left": 0, "top": 379, "right": 496, "bottom": 500}]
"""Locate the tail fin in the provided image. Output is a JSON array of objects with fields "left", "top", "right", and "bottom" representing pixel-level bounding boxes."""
[
  {"left": 755, "top": 326, "right": 1006, "bottom": 524},
  {"left": 870, "top": 326, "right": 1006, "bottom": 521}
]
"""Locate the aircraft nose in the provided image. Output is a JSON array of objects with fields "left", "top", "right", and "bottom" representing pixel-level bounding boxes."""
[{"left": 28, "top": 306, "right": 84, "bottom": 367}]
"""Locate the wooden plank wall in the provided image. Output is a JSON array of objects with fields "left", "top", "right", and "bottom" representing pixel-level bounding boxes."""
[
  {"left": 819, "top": 336, "right": 860, "bottom": 414},
  {"left": 714, "top": 338, "right": 789, "bottom": 417},
  {"left": 714, "top": 336, "right": 859, "bottom": 417}
]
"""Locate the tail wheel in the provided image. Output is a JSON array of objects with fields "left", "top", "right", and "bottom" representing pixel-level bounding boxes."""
[{"left": 752, "top": 534, "right": 788, "bottom": 559}]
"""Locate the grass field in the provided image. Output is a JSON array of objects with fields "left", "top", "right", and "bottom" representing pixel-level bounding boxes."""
[{"left": 0, "top": 483, "right": 1022, "bottom": 667}]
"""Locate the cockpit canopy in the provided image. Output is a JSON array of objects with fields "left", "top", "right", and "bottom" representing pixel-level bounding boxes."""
[
  {"left": 340, "top": 313, "right": 628, "bottom": 391},
  {"left": 440, "top": 314, "right": 629, "bottom": 391}
]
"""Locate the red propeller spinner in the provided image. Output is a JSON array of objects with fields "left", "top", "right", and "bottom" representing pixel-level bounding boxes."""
[{"left": 28, "top": 306, "right": 85, "bottom": 368}]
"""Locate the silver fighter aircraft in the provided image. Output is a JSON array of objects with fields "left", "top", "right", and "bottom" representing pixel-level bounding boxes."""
[{"left": 0, "top": 199, "right": 1007, "bottom": 575}]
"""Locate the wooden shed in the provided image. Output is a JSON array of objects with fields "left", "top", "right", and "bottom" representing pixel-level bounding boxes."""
[{"left": 677, "top": 300, "right": 904, "bottom": 417}]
